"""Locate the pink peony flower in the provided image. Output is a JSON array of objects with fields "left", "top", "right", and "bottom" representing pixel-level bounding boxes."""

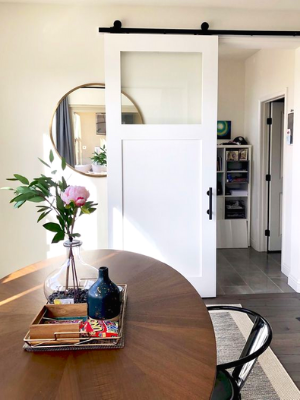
[{"left": 61, "top": 186, "right": 90, "bottom": 207}]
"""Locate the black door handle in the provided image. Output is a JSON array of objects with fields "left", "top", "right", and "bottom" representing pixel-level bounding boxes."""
[{"left": 207, "top": 188, "right": 212, "bottom": 220}]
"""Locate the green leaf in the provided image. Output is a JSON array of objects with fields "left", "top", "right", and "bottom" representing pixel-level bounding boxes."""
[
  {"left": 34, "top": 178, "right": 48, "bottom": 187},
  {"left": 61, "top": 176, "right": 67, "bottom": 190},
  {"left": 35, "top": 183, "right": 50, "bottom": 196},
  {"left": 52, "top": 231, "right": 65, "bottom": 243},
  {"left": 28, "top": 180, "right": 38, "bottom": 188},
  {"left": 85, "top": 202, "right": 98, "bottom": 210},
  {"left": 15, "top": 186, "right": 33, "bottom": 194},
  {"left": 10, "top": 192, "right": 36, "bottom": 203},
  {"left": 70, "top": 233, "right": 81, "bottom": 238},
  {"left": 32, "top": 177, "right": 56, "bottom": 191},
  {"left": 38, "top": 158, "right": 51, "bottom": 168},
  {"left": 6, "top": 178, "right": 18, "bottom": 181},
  {"left": 40, "top": 175, "right": 52, "bottom": 181},
  {"left": 14, "top": 174, "right": 29, "bottom": 185},
  {"left": 43, "top": 222, "right": 62, "bottom": 232},
  {"left": 81, "top": 206, "right": 90, "bottom": 215},
  {"left": 14, "top": 200, "right": 25, "bottom": 209},
  {"left": 61, "top": 157, "right": 66, "bottom": 171},
  {"left": 37, "top": 206, "right": 50, "bottom": 213},
  {"left": 49, "top": 150, "right": 54, "bottom": 163},
  {"left": 28, "top": 196, "right": 45, "bottom": 203},
  {"left": 51, "top": 170, "right": 57, "bottom": 175},
  {"left": 37, "top": 210, "right": 51, "bottom": 223},
  {"left": 56, "top": 215, "right": 65, "bottom": 230},
  {"left": 0, "top": 187, "right": 14, "bottom": 190},
  {"left": 56, "top": 194, "right": 64, "bottom": 211}
]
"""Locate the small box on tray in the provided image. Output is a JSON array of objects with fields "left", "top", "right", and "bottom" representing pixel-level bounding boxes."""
[
  {"left": 28, "top": 303, "right": 118, "bottom": 345},
  {"left": 29, "top": 303, "right": 87, "bottom": 344}
]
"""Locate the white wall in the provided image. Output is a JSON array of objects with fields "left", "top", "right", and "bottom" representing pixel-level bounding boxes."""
[
  {"left": 1, "top": 3, "right": 300, "bottom": 278},
  {"left": 0, "top": 3, "right": 112, "bottom": 278},
  {"left": 68, "top": 88, "right": 106, "bottom": 106},
  {"left": 244, "top": 49, "right": 295, "bottom": 275},
  {"left": 218, "top": 58, "right": 245, "bottom": 139},
  {"left": 289, "top": 48, "right": 300, "bottom": 291},
  {"left": 68, "top": 87, "right": 133, "bottom": 106}
]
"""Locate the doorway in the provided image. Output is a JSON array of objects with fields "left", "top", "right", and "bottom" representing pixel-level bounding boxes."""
[
  {"left": 216, "top": 37, "right": 298, "bottom": 295},
  {"left": 265, "top": 98, "right": 285, "bottom": 253}
]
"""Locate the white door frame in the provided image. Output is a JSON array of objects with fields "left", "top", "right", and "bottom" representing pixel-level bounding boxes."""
[{"left": 258, "top": 90, "right": 287, "bottom": 254}]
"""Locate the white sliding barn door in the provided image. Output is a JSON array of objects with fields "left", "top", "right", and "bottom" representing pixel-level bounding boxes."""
[{"left": 104, "top": 34, "right": 218, "bottom": 297}]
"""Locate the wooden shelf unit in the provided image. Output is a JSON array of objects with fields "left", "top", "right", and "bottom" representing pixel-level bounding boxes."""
[{"left": 217, "top": 145, "right": 252, "bottom": 248}]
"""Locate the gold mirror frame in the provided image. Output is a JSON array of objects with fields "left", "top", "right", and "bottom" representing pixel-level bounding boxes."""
[{"left": 49, "top": 82, "right": 144, "bottom": 177}]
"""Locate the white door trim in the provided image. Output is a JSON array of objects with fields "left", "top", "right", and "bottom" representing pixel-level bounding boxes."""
[{"left": 258, "top": 90, "right": 287, "bottom": 253}]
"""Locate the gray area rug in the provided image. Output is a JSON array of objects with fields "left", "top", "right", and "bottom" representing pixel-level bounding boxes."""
[{"left": 210, "top": 307, "right": 300, "bottom": 400}]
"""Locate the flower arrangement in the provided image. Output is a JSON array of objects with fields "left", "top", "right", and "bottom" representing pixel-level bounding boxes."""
[
  {"left": 1, "top": 150, "right": 97, "bottom": 243},
  {"left": 1, "top": 151, "right": 98, "bottom": 303}
]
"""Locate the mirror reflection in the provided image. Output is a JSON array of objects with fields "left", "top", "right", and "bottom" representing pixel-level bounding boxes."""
[{"left": 51, "top": 84, "right": 143, "bottom": 176}]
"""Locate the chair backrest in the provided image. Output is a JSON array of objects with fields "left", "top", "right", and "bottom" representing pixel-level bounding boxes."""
[{"left": 207, "top": 305, "right": 272, "bottom": 390}]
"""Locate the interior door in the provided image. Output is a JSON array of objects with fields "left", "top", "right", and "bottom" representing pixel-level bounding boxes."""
[
  {"left": 268, "top": 101, "right": 284, "bottom": 252},
  {"left": 104, "top": 34, "right": 218, "bottom": 297}
]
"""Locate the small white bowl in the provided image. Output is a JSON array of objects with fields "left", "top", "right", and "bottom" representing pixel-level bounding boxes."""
[{"left": 75, "top": 164, "right": 92, "bottom": 173}]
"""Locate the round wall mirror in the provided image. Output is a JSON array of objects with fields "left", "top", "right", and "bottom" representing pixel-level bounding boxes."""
[{"left": 50, "top": 83, "right": 143, "bottom": 177}]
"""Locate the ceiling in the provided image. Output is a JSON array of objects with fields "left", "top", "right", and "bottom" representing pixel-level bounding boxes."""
[
  {"left": 2, "top": 0, "right": 300, "bottom": 10},
  {"left": 218, "top": 47, "right": 259, "bottom": 61},
  {"left": 219, "top": 36, "right": 300, "bottom": 60}
]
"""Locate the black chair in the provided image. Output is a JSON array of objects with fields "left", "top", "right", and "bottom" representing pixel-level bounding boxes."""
[{"left": 207, "top": 306, "right": 273, "bottom": 400}]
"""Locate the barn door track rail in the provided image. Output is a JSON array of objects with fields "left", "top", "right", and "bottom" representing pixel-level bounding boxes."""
[{"left": 99, "top": 21, "right": 300, "bottom": 37}]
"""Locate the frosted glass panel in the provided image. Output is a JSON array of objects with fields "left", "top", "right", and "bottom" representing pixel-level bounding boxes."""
[{"left": 121, "top": 52, "right": 202, "bottom": 124}]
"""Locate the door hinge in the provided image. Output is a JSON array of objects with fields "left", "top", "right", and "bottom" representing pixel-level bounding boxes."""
[
  {"left": 266, "top": 174, "right": 271, "bottom": 182},
  {"left": 265, "top": 229, "right": 270, "bottom": 237},
  {"left": 267, "top": 117, "right": 272, "bottom": 125}
]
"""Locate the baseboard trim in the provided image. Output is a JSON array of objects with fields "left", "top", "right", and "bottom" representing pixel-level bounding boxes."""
[
  {"left": 288, "top": 274, "right": 300, "bottom": 293},
  {"left": 250, "top": 237, "right": 259, "bottom": 251},
  {"left": 282, "top": 262, "right": 290, "bottom": 278}
]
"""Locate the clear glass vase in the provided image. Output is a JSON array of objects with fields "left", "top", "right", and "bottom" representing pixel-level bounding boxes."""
[{"left": 44, "top": 240, "right": 98, "bottom": 304}]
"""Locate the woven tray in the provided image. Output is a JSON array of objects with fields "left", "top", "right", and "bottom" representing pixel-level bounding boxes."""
[{"left": 23, "top": 284, "right": 127, "bottom": 352}]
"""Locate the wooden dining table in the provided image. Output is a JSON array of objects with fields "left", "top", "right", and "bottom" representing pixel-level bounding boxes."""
[{"left": 0, "top": 250, "right": 216, "bottom": 400}]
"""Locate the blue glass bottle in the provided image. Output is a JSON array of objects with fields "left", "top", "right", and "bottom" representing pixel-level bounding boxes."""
[{"left": 87, "top": 266, "right": 121, "bottom": 320}]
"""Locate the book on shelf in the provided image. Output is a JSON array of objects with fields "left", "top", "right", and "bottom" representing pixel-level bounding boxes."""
[
  {"left": 229, "top": 189, "right": 248, "bottom": 196},
  {"left": 217, "top": 156, "right": 222, "bottom": 171}
]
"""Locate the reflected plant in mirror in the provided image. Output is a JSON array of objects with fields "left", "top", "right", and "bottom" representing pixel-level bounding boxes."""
[
  {"left": 50, "top": 83, "right": 143, "bottom": 177},
  {"left": 91, "top": 145, "right": 107, "bottom": 173}
]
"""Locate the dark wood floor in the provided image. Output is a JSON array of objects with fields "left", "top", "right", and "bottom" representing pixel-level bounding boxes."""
[{"left": 205, "top": 292, "right": 300, "bottom": 389}]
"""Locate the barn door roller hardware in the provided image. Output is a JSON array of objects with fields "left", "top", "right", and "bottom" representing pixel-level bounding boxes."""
[{"left": 99, "top": 21, "right": 300, "bottom": 37}]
